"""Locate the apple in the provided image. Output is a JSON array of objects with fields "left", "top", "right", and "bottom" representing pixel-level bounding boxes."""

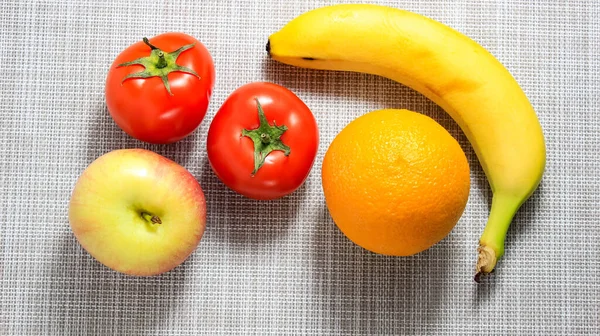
[{"left": 68, "top": 149, "right": 206, "bottom": 276}]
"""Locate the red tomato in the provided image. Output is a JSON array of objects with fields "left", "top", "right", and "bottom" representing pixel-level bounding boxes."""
[
  {"left": 105, "top": 32, "right": 215, "bottom": 144},
  {"left": 207, "top": 82, "right": 319, "bottom": 200}
]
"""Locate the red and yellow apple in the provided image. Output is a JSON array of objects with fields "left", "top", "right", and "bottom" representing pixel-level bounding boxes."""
[{"left": 68, "top": 149, "right": 206, "bottom": 276}]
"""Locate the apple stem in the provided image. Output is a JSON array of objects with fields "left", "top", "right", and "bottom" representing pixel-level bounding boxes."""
[{"left": 141, "top": 212, "right": 162, "bottom": 225}]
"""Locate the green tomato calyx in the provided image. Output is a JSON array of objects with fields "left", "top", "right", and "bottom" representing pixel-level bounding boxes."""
[
  {"left": 118, "top": 37, "right": 199, "bottom": 96},
  {"left": 242, "top": 99, "right": 291, "bottom": 175}
]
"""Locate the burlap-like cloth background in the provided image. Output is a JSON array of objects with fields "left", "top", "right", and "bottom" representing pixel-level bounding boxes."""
[{"left": 1, "top": 0, "right": 598, "bottom": 334}]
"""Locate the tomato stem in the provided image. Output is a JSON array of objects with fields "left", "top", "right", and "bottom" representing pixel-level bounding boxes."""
[
  {"left": 117, "top": 38, "right": 200, "bottom": 96},
  {"left": 156, "top": 51, "right": 167, "bottom": 69},
  {"left": 241, "top": 99, "right": 291, "bottom": 175},
  {"left": 143, "top": 37, "right": 159, "bottom": 50},
  {"left": 260, "top": 133, "right": 271, "bottom": 144}
]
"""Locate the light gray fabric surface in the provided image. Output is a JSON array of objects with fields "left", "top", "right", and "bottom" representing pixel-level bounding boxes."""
[{"left": 1, "top": 0, "right": 598, "bottom": 334}]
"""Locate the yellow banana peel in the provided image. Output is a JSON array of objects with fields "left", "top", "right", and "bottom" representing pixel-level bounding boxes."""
[{"left": 267, "top": 4, "right": 546, "bottom": 281}]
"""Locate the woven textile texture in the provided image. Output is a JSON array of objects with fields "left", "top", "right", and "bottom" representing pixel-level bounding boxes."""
[{"left": 1, "top": 0, "right": 599, "bottom": 335}]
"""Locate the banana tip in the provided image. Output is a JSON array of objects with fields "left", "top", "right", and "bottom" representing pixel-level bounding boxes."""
[
  {"left": 474, "top": 245, "right": 497, "bottom": 283},
  {"left": 266, "top": 39, "right": 271, "bottom": 54}
]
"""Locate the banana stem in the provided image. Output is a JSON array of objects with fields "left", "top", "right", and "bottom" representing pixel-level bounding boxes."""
[{"left": 475, "top": 194, "right": 521, "bottom": 282}]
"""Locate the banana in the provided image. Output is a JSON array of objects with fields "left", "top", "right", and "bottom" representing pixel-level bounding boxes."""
[{"left": 267, "top": 4, "right": 546, "bottom": 281}]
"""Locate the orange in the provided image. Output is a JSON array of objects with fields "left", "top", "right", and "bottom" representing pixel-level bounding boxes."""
[{"left": 322, "top": 109, "right": 470, "bottom": 256}]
